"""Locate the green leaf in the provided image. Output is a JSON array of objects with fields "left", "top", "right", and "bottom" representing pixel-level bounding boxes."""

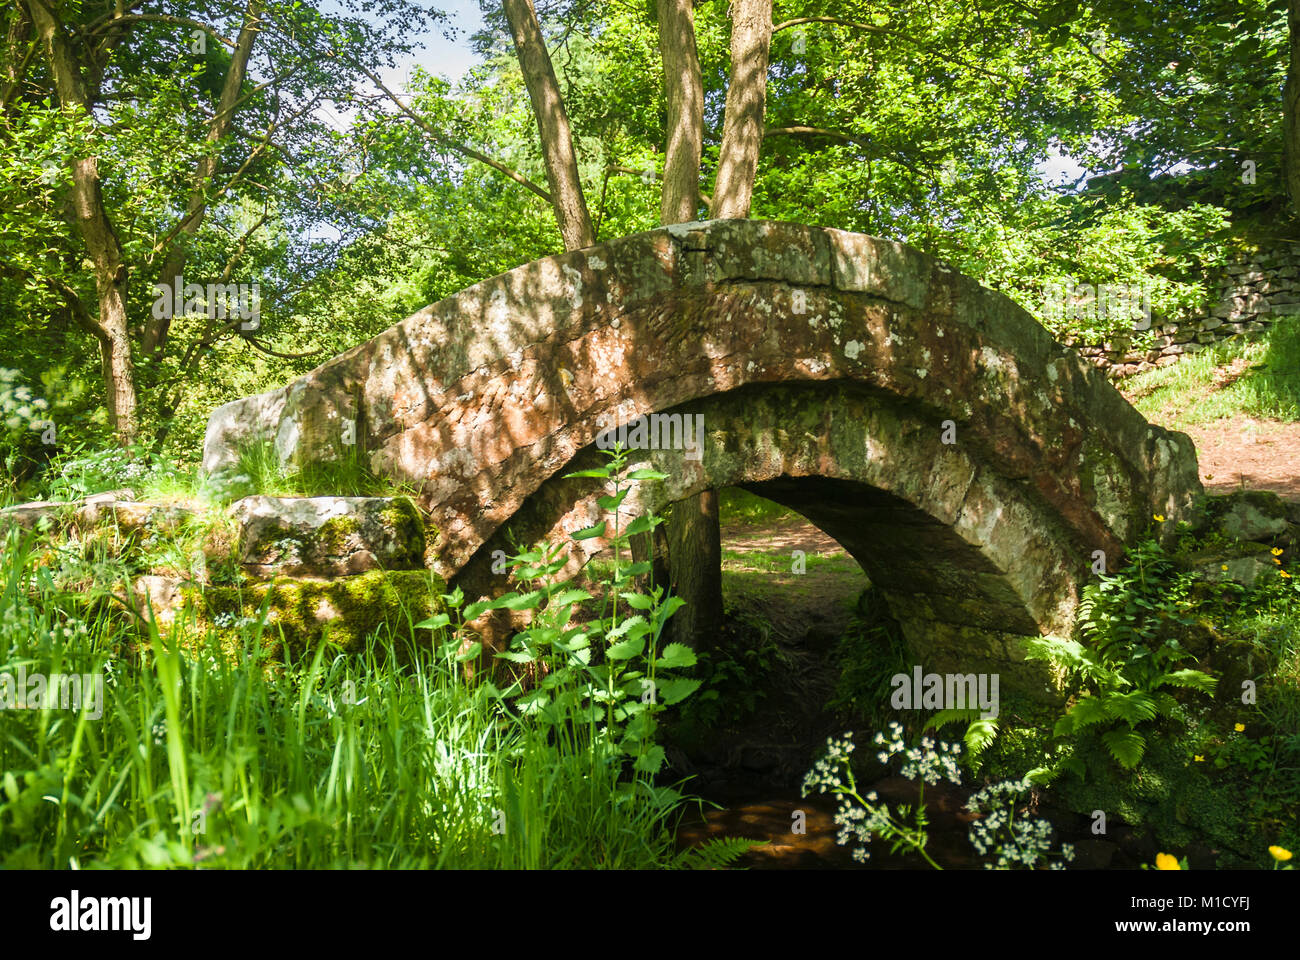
[
  {"left": 1061, "top": 754, "right": 1088, "bottom": 782},
  {"left": 605, "top": 635, "right": 647, "bottom": 660},
  {"left": 607, "top": 615, "right": 649, "bottom": 640},
  {"left": 500, "top": 589, "right": 545, "bottom": 611},
  {"left": 455, "top": 642, "right": 483, "bottom": 663},
  {"left": 414, "top": 613, "right": 451, "bottom": 630},
  {"left": 633, "top": 745, "right": 666, "bottom": 775},
  {"left": 550, "top": 588, "right": 594, "bottom": 607},
  {"left": 655, "top": 642, "right": 697, "bottom": 669},
  {"left": 1102, "top": 691, "right": 1157, "bottom": 726},
  {"left": 1067, "top": 695, "right": 1111, "bottom": 730},
  {"left": 964, "top": 717, "right": 999, "bottom": 759},
  {"left": 656, "top": 676, "right": 702, "bottom": 705},
  {"left": 597, "top": 488, "right": 629, "bottom": 512},
  {"left": 923, "top": 708, "right": 980, "bottom": 731},
  {"left": 1158, "top": 668, "right": 1217, "bottom": 694},
  {"left": 571, "top": 522, "right": 606, "bottom": 540},
  {"left": 626, "top": 469, "right": 669, "bottom": 481},
  {"left": 623, "top": 514, "right": 659, "bottom": 537},
  {"left": 563, "top": 468, "right": 611, "bottom": 479},
  {"left": 657, "top": 596, "right": 686, "bottom": 621},
  {"left": 1102, "top": 728, "right": 1147, "bottom": 769},
  {"left": 619, "top": 591, "right": 655, "bottom": 610}
]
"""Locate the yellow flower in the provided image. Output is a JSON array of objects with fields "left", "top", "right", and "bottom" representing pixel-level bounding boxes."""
[
  {"left": 1221, "top": 564, "right": 1229, "bottom": 571},
  {"left": 1274, "top": 557, "right": 1283, "bottom": 565},
  {"left": 1270, "top": 846, "right": 1293, "bottom": 862},
  {"left": 1194, "top": 755, "right": 1205, "bottom": 762},
  {"left": 1272, "top": 548, "right": 1284, "bottom": 556},
  {"left": 1153, "top": 514, "right": 1165, "bottom": 522},
  {"left": 1282, "top": 570, "right": 1292, "bottom": 579},
  {"left": 1155, "top": 853, "right": 1181, "bottom": 870},
  {"left": 1235, "top": 723, "right": 1245, "bottom": 732}
]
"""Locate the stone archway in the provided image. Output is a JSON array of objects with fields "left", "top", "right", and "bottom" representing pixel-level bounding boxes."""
[{"left": 203, "top": 219, "right": 1203, "bottom": 696}]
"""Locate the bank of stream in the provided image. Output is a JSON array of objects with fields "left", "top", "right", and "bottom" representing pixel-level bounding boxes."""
[{"left": 663, "top": 506, "right": 1163, "bottom": 870}]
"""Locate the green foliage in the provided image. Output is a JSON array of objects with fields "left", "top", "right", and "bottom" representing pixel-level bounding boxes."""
[
  {"left": 827, "top": 587, "right": 910, "bottom": 730},
  {"left": 1129, "top": 314, "right": 1300, "bottom": 427},
  {"left": 36, "top": 442, "right": 187, "bottom": 503},
  {"left": 717, "top": 487, "right": 797, "bottom": 526},
  {"left": 0, "top": 447, "right": 738, "bottom": 868},
  {"left": 674, "top": 615, "right": 785, "bottom": 733},
  {"left": 1028, "top": 537, "right": 1217, "bottom": 774},
  {"left": 924, "top": 709, "right": 1001, "bottom": 768},
  {"left": 217, "top": 437, "right": 419, "bottom": 502},
  {"left": 431, "top": 446, "right": 698, "bottom": 780}
]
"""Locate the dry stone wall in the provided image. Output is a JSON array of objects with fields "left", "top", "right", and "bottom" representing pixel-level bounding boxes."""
[{"left": 1064, "top": 242, "right": 1300, "bottom": 378}]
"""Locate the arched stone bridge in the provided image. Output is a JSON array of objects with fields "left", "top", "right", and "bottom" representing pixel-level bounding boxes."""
[{"left": 204, "top": 219, "right": 1202, "bottom": 697}]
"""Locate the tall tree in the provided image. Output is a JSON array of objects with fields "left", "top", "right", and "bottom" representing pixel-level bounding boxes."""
[
  {"left": 2, "top": 1, "right": 436, "bottom": 450},
  {"left": 711, "top": 0, "right": 772, "bottom": 218},
  {"left": 501, "top": 0, "right": 594, "bottom": 250},
  {"left": 145, "top": 0, "right": 266, "bottom": 359},
  {"left": 22, "top": 0, "right": 139, "bottom": 441},
  {"left": 656, "top": 0, "right": 722, "bottom": 650},
  {"left": 657, "top": 0, "right": 703, "bottom": 224}
]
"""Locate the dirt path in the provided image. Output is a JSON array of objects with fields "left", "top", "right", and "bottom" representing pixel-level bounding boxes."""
[{"left": 1174, "top": 417, "right": 1300, "bottom": 500}]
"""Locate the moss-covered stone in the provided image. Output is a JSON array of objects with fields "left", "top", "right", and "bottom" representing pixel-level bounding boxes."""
[
  {"left": 197, "top": 568, "right": 446, "bottom": 661},
  {"left": 231, "top": 495, "right": 426, "bottom": 577}
]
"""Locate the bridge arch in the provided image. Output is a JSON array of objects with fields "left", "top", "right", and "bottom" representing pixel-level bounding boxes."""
[{"left": 204, "top": 220, "right": 1202, "bottom": 696}]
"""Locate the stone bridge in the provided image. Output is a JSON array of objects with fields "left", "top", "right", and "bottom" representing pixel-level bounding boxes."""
[{"left": 203, "top": 220, "right": 1202, "bottom": 695}]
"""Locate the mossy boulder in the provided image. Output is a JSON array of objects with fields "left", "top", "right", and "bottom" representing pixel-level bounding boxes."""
[
  {"left": 197, "top": 569, "right": 446, "bottom": 659},
  {"left": 1192, "top": 490, "right": 1294, "bottom": 543},
  {"left": 231, "top": 495, "right": 426, "bottom": 577}
]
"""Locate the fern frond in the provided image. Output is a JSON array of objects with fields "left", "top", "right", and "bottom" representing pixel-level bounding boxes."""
[{"left": 672, "top": 836, "right": 766, "bottom": 870}]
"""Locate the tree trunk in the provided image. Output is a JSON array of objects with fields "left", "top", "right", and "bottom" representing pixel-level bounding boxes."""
[
  {"left": 652, "top": 1, "right": 722, "bottom": 650},
  {"left": 502, "top": 0, "right": 595, "bottom": 251},
  {"left": 26, "top": 0, "right": 138, "bottom": 442},
  {"left": 657, "top": 0, "right": 704, "bottom": 223},
  {"left": 98, "top": 281, "right": 139, "bottom": 445},
  {"left": 1286, "top": 0, "right": 1300, "bottom": 217},
  {"left": 711, "top": 0, "right": 772, "bottom": 219},
  {"left": 146, "top": 0, "right": 264, "bottom": 358},
  {"left": 663, "top": 490, "right": 723, "bottom": 650}
]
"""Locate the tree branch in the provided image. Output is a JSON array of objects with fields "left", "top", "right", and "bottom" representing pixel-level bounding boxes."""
[{"left": 355, "top": 62, "right": 554, "bottom": 203}]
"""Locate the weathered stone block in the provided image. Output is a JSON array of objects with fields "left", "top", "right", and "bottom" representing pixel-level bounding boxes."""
[{"left": 231, "top": 496, "right": 426, "bottom": 577}]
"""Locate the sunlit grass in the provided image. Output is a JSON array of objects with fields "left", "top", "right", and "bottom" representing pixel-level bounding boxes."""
[
  {"left": 0, "top": 525, "right": 697, "bottom": 869},
  {"left": 1126, "top": 314, "right": 1300, "bottom": 428}
]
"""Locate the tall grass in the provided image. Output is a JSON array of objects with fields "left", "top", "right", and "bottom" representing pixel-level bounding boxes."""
[
  {"left": 225, "top": 438, "right": 419, "bottom": 501},
  {"left": 1127, "top": 314, "right": 1300, "bottom": 426},
  {"left": 0, "top": 524, "right": 701, "bottom": 868}
]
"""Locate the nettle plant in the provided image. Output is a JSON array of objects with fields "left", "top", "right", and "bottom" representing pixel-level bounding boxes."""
[
  {"left": 1025, "top": 537, "right": 1217, "bottom": 774},
  {"left": 419, "top": 446, "right": 701, "bottom": 781},
  {"left": 803, "top": 723, "right": 1075, "bottom": 870}
]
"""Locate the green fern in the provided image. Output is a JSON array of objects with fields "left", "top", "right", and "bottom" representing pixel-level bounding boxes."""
[
  {"left": 1025, "top": 536, "right": 1219, "bottom": 779},
  {"left": 1102, "top": 728, "right": 1147, "bottom": 769},
  {"left": 672, "top": 836, "right": 767, "bottom": 870},
  {"left": 924, "top": 709, "right": 1000, "bottom": 764}
]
